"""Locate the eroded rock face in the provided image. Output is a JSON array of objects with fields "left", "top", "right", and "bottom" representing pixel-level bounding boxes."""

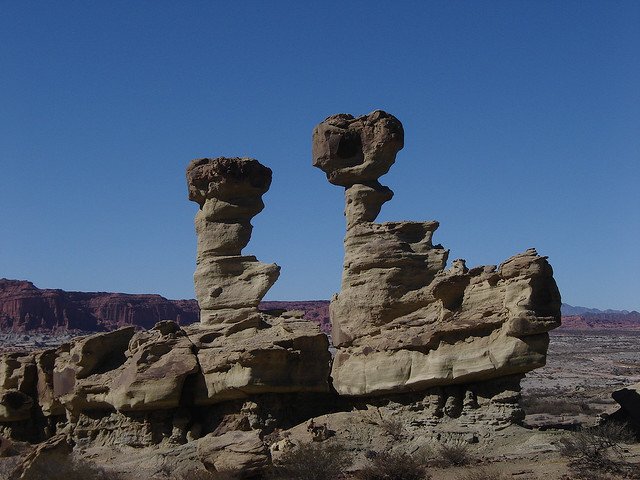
[
  {"left": 0, "top": 353, "right": 36, "bottom": 421},
  {"left": 187, "top": 158, "right": 280, "bottom": 325},
  {"left": 313, "top": 110, "right": 561, "bottom": 396},
  {"left": 0, "top": 278, "right": 200, "bottom": 332},
  {"left": 188, "top": 314, "right": 330, "bottom": 405}
]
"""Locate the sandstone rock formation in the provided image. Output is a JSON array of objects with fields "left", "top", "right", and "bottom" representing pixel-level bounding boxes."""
[
  {"left": 187, "top": 158, "right": 280, "bottom": 326},
  {"left": 313, "top": 110, "right": 561, "bottom": 397},
  {"left": 0, "top": 118, "right": 569, "bottom": 479},
  {"left": 0, "top": 157, "right": 331, "bottom": 479}
]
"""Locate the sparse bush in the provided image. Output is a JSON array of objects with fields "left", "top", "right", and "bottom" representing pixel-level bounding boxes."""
[
  {"left": 379, "top": 417, "right": 405, "bottom": 440},
  {"left": 357, "top": 451, "right": 430, "bottom": 480},
  {"left": 178, "top": 469, "right": 237, "bottom": 480},
  {"left": 521, "top": 394, "right": 591, "bottom": 416},
  {"left": 432, "top": 442, "right": 473, "bottom": 467},
  {"left": 558, "top": 421, "right": 638, "bottom": 479},
  {"left": 459, "top": 466, "right": 509, "bottom": 480},
  {"left": 20, "top": 457, "right": 125, "bottom": 480},
  {"left": 269, "top": 442, "right": 351, "bottom": 480}
]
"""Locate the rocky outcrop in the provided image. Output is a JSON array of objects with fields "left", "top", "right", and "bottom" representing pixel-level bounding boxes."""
[
  {"left": 313, "top": 110, "right": 561, "bottom": 397},
  {"left": 612, "top": 382, "right": 640, "bottom": 430},
  {"left": 0, "top": 156, "right": 331, "bottom": 467},
  {"left": 0, "top": 117, "right": 567, "bottom": 479},
  {"left": 0, "top": 279, "right": 199, "bottom": 332},
  {"left": 197, "top": 430, "right": 269, "bottom": 476},
  {"left": 184, "top": 157, "right": 331, "bottom": 407},
  {"left": 187, "top": 158, "right": 280, "bottom": 326}
]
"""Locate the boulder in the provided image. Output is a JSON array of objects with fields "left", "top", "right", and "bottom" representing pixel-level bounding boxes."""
[
  {"left": 189, "top": 316, "right": 331, "bottom": 404},
  {"left": 107, "top": 322, "right": 199, "bottom": 411},
  {"left": 0, "top": 353, "right": 36, "bottom": 421},
  {"left": 612, "top": 382, "right": 640, "bottom": 429},
  {"left": 197, "top": 430, "right": 269, "bottom": 478}
]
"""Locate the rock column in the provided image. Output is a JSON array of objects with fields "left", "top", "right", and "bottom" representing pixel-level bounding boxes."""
[
  {"left": 187, "top": 157, "right": 280, "bottom": 325},
  {"left": 313, "top": 111, "right": 561, "bottom": 397}
]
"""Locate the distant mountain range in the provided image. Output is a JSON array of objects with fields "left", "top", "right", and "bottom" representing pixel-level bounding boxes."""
[
  {"left": 560, "top": 304, "right": 637, "bottom": 316},
  {"left": 0, "top": 278, "right": 637, "bottom": 333}
]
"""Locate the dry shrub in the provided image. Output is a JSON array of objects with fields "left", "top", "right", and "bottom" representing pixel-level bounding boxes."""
[
  {"left": 269, "top": 442, "right": 351, "bottom": 480},
  {"left": 379, "top": 418, "right": 405, "bottom": 440},
  {"left": 357, "top": 451, "right": 430, "bottom": 480},
  {"left": 521, "top": 395, "right": 592, "bottom": 416},
  {"left": 459, "top": 466, "right": 509, "bottom": 480},
  {"left": 432, "top": 442, "right": 473, "bottom": 467},
  {"left": 178, "top": 469, "right": 237, "bottom": 480},
  {"left": 558, "top": 421, "right": 638, "bottom": 479},
  {"left": 21, "top": 457, "right": 125, "bottom": 480}
]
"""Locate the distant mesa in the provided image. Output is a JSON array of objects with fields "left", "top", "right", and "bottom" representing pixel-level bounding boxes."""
[{"left": 0, "top": 278, "right": 199, "bottom": 332}]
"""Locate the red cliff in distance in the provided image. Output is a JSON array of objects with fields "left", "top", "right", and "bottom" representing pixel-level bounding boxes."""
[
  {"left": 0, "top": 278, "right": 637, "bottom": 334},
  {"left": 0, "top": 279, "right": 199, "bottom": 332}
]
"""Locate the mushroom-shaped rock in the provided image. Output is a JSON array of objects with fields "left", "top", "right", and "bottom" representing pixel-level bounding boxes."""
[
  {"left": 187, "top": 157, "right": 280, "bottom": 325},
  {"left": 312, "top": 110, "right": 404, "bottom": 187},
  {"left": 313, "top": 110, "right": 561, "bottom": 398}
]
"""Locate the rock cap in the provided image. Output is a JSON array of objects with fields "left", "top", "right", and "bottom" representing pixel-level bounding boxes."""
[
  {"left": 187, "top": 157, "right": 272, "bottom": 207},
  {"left": 312, "top": 110, "right": 404, "bottom": 187}
]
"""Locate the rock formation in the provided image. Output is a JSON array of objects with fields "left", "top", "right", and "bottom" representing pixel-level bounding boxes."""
[
  {"left": 0, "top": 157, "right": 331, "bottom": 463},
  {"left": 313, "top": 110, "right": 561, "bottom": 397},
  {"left": 0, "top": 122, "right": 567, "bottom": 479},
  {"left": 0, "top": 279, "right": 199, "bottom": 332},
  {"left": 187, "top": 157, "right": 280, "bottom": 326}
]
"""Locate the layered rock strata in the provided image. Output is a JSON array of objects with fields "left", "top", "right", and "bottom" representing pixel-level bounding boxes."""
[
  {"left": 313, "top": 110, "right": 561, "bottom": 396},
  {"left": 187, "top": 157, "right": 280, "bottom": 326}
]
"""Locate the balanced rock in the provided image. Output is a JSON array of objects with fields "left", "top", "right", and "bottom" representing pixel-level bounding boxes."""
[
  {"left": 313, "top": 110, "right": 561, "bottom": 396},
  {"left": 187, "top": 157, "right": 280, "bottom": 325}
]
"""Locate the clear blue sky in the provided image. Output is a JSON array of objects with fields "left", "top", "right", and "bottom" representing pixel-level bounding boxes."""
[{"left": 1, "top": 1, "right": 638, "bottom": 310}]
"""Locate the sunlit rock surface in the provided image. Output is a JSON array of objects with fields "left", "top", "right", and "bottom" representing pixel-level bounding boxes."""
[{"left": 313, "top": 110, "right": 561, "bottom": 396}]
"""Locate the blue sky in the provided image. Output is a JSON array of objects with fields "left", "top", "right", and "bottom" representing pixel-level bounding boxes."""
[{"left": 1, "top": 1, "right": 638, "bottom": 310}]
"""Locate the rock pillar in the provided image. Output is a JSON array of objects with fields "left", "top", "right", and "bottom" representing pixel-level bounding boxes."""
[
  {"left": 187, "top": 157, "right": 280, "bottom": 325},
  {"left": 313, "top": 111, "right": 561, "bottom": 396}
]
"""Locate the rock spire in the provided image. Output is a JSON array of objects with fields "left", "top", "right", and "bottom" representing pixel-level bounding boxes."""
[
  {"left": 186, "top": 157, "right": 280, "bottom": 325},
  {"left": 313, "top": 110, "right": 562, "bottom": 396}
]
